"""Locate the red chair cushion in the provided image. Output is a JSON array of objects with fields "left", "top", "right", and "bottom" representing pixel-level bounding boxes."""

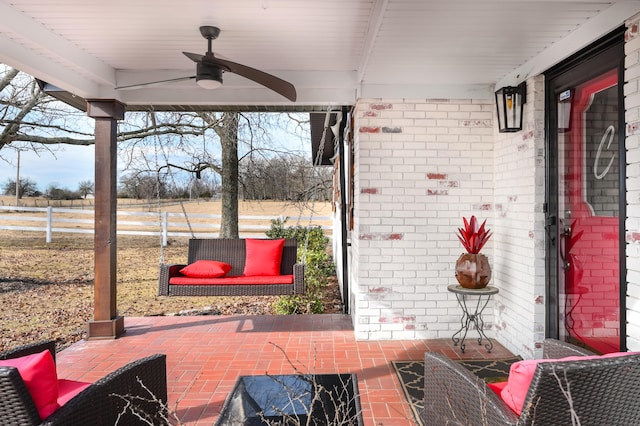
[
  {"left": 243, "top": 238, "right": 285, "bottom": 276},
  {"left": 0, "top": 350, "right": 60, "bottom": 419},
  {"left": 57, "top": 379, "right": 91, "bottom": 406},
  {"left": 180, "top": 260, "right": 232, "bottom": 278},
  {"left": 487, "top": 380, "right": 507, "bottom": 396}
]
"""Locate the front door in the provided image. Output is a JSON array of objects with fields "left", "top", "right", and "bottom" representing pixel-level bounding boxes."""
[{"left": 546, "top": 30, "right": 625, "bottom": 354}]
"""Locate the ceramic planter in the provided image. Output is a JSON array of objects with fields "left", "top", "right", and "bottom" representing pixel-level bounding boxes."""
[{"left": 455, "top": 252, "right": 491, "bottom": 289}]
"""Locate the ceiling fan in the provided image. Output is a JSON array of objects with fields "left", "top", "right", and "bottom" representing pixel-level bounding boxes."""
[{"left": 115, "top": 26, "right": 297, "bottom": 102}]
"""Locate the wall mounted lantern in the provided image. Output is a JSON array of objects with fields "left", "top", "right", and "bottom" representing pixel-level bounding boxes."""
[{"left": 495, "top": 82, "right": 527, "bottom": 132}]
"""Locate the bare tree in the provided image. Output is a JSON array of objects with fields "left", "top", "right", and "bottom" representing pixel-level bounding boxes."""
[
  {"left": 119, "top": 172, "right": 168, "bottom": 200},
  {"left": 0, "top": 66, "right": 94, "bottom": 151},
  {"left": 240, "top": 156, "right": 332, "bottom": 202},
  {"left": 2, "top": 177, "right": 39, "bottom": 197},
  {"left": 1, "top": 66, "right": 317, "bottom": 237},
  {"left": 212, "top": 112, "right": 239, "bottom": 238},
  {"left": 120, "top": 110, "right": 314, "bottom": 238},
  {"left": 77, "top": 180, "right": 94, "bottom": 199}
]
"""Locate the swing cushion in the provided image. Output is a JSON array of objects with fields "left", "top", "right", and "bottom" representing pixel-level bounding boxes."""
[
  {"left": 169, "top": 274, "right": 294, "bottom": 285},
  {"left": 180, "top": 260, "right": 232, "bottom": 278},
  {"left": 243, "top": 238, "right": 285, "bottom": 276}
]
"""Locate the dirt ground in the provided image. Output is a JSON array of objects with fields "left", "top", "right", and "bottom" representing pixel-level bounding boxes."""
[{"left": 0, "top": 200, "right": 341, "bottom": 352}]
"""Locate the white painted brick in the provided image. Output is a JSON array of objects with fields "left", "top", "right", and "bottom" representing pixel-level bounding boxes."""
[
  {"left": 625, "top": 79, "right": 639, "bottom": 97},
  {"left": 627, "top": 92, "right": 640, "bottom": 110},
  {"left": 626, "top": 34, "right": 640, "bottom": 55},
  {"left": 352, "top": 92, "right": 547, "bottom": 354},
  {"left": 424, "top": 111, "right": 451, "bottom": 119},
  {"left": 437, "top": 104, "right": 460, "bottom": 112},
  {"left": 626, "top": 50, "right": 640, "bottom": 69},
  {"left": 459, "top": 104, "right": 484, "bottom": 112},
  {"left": 404, "top": 110, "right": 426, "bottom": 119},
  {"left": 378, "top": 110, "right": 405, "bottom": 119},
  {"left": 391, "top": 331, "right": 418, "bottom": 339},
  {"left": 414, "top": 103, "right": 439, "bottom": 111},
  {"left": 627, "top": 63, "right": 640, "bottom": 82},
  {"left": 469, "top": 111, "right": 493, "bottom": 120},
  {"left": 368, "top": 331, "right": 393, "bottom": 340},
  {"left": 436, "top": 119, "right": 460, "bottom": 127}
]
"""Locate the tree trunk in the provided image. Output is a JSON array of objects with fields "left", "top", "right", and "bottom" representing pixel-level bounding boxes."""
[{"left": 219, "top": 112, "right": 239, "bottom": 238}]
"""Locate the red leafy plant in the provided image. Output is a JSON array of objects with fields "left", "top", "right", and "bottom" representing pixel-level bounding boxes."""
[{"left": 457, "top": 216, "right": 492, "bottom": 254}]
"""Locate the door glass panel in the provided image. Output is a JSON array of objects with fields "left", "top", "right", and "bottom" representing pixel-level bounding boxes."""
[{"left": 557, "top": 69, "right": 620, "bottom": 353}]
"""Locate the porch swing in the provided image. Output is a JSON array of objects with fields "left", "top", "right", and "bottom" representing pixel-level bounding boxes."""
[{"left": 157, "top": 109, "right": 335, "bottom": 297}]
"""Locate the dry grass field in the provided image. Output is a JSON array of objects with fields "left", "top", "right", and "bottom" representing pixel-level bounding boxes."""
[{"left": 0, "top": 199, "right": 339, "bottom": 351}]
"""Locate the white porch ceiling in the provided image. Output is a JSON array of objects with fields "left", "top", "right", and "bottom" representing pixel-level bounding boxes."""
[{"left": 0, "top": 0, "right": 639, "bottom": 110}]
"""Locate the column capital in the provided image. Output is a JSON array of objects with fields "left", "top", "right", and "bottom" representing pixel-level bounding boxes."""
[{"left": 86, "top": 99, "right": 125, "bottom": 120}]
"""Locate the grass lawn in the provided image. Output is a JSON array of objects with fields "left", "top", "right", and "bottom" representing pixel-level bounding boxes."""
[{"left": 0, "top": 200, "right": 340, "bottom": 351}]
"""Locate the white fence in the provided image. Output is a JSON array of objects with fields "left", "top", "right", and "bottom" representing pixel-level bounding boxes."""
[{"left": 0, "top": 206, "right": 332, "bottom": 246}]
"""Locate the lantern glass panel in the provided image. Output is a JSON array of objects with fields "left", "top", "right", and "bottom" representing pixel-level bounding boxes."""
[{"left": 495, "top": 85, "right": 525, "bottom": 132}]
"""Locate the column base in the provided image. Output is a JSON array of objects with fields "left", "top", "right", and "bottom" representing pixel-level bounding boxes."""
[{"left": 87, "top": 316, "right": 125, "bottom": 340}]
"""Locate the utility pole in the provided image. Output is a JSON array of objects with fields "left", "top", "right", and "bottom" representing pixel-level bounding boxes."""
[{"left": 15, "top": 150, "right": 20, "bottom": 207}]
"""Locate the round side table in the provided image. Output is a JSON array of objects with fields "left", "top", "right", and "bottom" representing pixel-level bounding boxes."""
[{"left": 447, "top": 284, "right": 499, "bottom": 353}]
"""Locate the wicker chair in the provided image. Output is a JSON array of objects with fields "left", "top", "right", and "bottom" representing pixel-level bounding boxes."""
[
  {"left": 423, "top": 339, "right": 640, "bottom": 426},
  {"left": 0, "top": 340, "right": 167, "bottom": 426}
]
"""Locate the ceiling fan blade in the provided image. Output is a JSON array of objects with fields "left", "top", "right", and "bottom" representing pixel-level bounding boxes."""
[
  {"left": 183, "top": 51, "right": 204, "bottom": 63},
  {"left": 203, "top": 56, "right": 297, "bottom": 102},
  {"left": 115, "top": 76, "right": 195, "bottom": 90}
]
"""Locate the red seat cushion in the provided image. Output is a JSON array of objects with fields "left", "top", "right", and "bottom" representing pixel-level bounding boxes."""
[
  {"left": 0, "top": 350, "right": 60, "bottom": 419},
  {"left": 180, "top": 260, "right": 232, "bottom": 278},
  {"left": 57, "top": 379, "right": 91, "bottom": 406},
  {"left": 170, "top": 274, "right": 294, "bottom": 285},
  {"left": 487, "top": 380, "right": 507, "bottom": 396},
  {"left": 243, "top": 238, "right": 285, "bottom": 276}
]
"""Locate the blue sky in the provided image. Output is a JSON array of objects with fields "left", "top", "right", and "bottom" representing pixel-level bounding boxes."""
[
  {"left": 0, "top": 116, "right": 312, "bottom": 193},
  {"left": 0, "top": 144, "right": 95, "bottom": 191}
]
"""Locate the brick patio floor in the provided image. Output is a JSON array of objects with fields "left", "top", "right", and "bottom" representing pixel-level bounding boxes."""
[{"left": 55, "top": 314, "right": 513, "bottom": 425}]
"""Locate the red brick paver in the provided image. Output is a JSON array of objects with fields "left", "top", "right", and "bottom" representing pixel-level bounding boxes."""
[{"left": 55, "top": 315, "right": 513, "bottom": 425}]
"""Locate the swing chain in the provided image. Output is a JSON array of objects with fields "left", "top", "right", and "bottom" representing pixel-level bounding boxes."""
[
  {"left": 300, "top": 108, "right": 337, "bottom": 264},
  {"left": 150, "top": 110, "right": 196, "bottom": 265}
]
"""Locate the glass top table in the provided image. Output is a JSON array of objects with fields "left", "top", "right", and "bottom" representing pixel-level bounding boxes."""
[{"left": 215, "top": 373, "right": 363, "bottom": 425}]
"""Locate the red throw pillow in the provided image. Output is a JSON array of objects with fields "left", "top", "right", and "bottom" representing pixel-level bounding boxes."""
[
  {"left": 243, "top": 238, "right": 285, "bottom": 276},
  {"left": 0, "top": 350, "right": 60, "bottom": 419},
  {"left": 180, "top": 260, "right": 232, "bottom": 278},
  {"left": 501, "top": 351, "right": 637, "bottom": 415}
]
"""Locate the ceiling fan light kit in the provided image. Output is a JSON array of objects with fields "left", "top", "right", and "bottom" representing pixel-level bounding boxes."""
[{"left": 196, "top": 63, "right": 223, "bottom": 89}]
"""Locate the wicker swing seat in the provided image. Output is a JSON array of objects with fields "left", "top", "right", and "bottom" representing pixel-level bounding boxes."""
[{"left": 158, "top": 238, "right": 305, "bottom": 297}]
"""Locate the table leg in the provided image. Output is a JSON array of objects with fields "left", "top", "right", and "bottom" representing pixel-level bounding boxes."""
[
  {"left": 451, "top": 293, "right": 494, "bottom": 353},
  {"left": 472, "top": 295, "right": 494, "bottom": 352},
  {"left": 452, "top": 294, "right": 471, "bottom": 352}
]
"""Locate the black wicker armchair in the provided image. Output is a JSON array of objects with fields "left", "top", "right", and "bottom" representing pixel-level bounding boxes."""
[
  {"left": 423, "top": 339, "right": 640, "bottom": 426},
  {"left": 0, "top": 340, "right": 168, "bottom": 426}
]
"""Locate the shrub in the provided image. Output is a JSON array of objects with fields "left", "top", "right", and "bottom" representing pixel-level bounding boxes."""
[{"left": 266, "top": 218, "right": 336, "bottom": 314}]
